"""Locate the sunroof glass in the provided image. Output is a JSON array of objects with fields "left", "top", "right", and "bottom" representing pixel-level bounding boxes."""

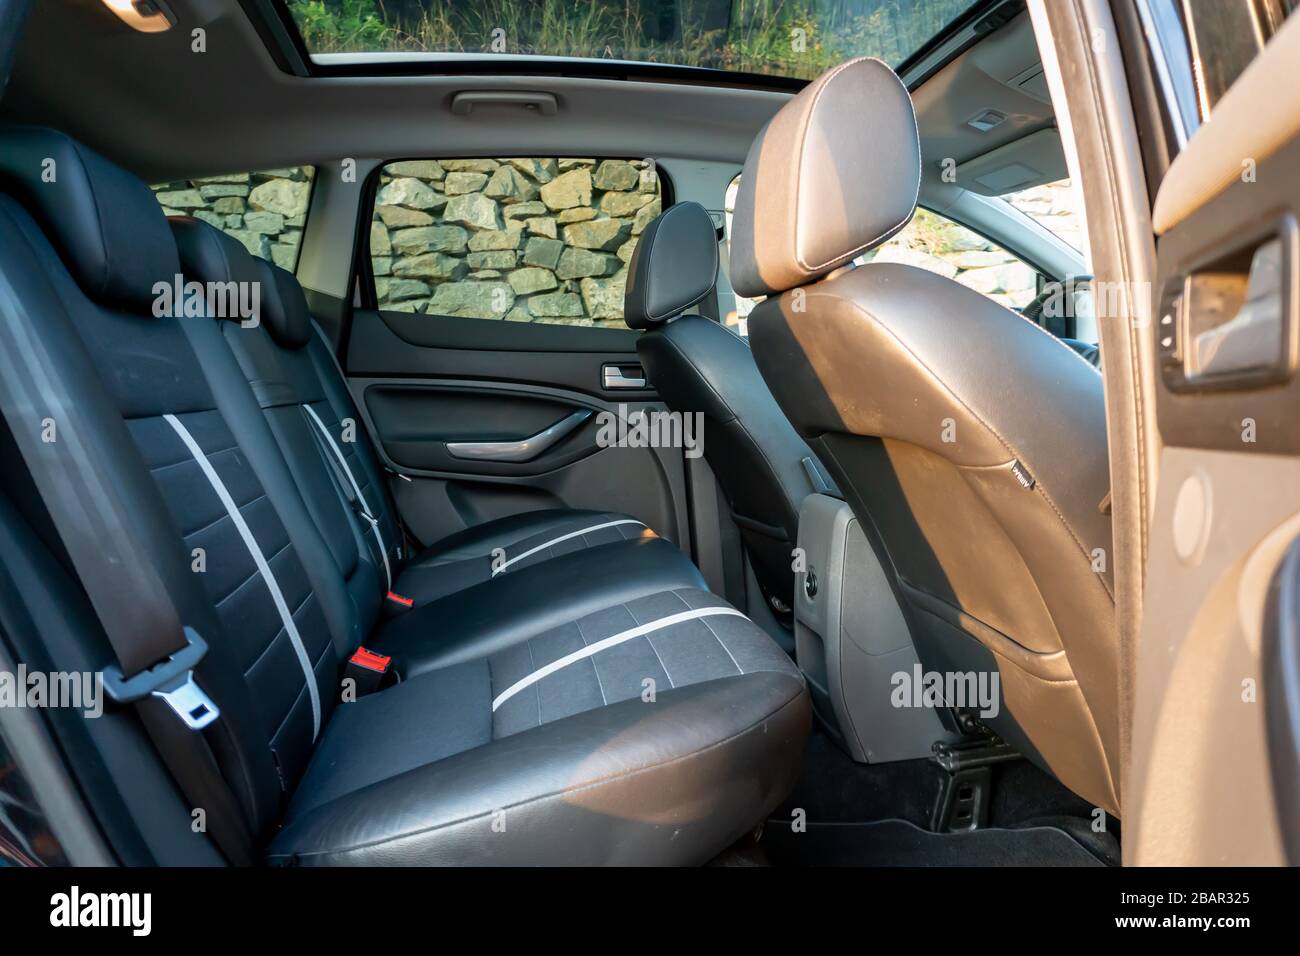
[{"left": 281, "top": 0, "right": 984, "bottom": 80}]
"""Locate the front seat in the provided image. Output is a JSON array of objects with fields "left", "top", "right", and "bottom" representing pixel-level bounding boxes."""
[
  {"left": 624, "top": 201, "right": 835, "bottom": 612},
  {"left": 730, "top": 57, "right": 1119, "bottom": 815}
]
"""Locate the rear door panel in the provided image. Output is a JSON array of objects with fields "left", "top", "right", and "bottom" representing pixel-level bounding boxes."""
[{"left": 345, "top": 307, "right": 690, "bottom": 550}]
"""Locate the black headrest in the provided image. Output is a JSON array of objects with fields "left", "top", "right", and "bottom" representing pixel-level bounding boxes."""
[
  {"left": 623, "top": 201, "right": 718, "bottom": 330},
  {"left": 256, "top": 258, "right": 313, "bottom": 349},
  {"left": 170, "top": 215, "right": 262, "bottom": 290},
  {"left": 0, "top": 125, "right": 179, "bottom": 311},
  {"left": 169, "top": 216, "right": 265, "bottom": 325}
]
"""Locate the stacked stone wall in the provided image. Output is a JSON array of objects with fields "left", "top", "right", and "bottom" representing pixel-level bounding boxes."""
[
  {"left": 370, "top": 158, "right": 661, "bottom": 325},
  {"left": 153, "top": 167, "right": 315, "bottom": 271}
]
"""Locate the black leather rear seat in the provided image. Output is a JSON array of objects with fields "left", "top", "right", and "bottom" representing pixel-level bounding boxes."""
[
  {"left": 166, "top": 216, "right": 705, "bottom": 679},
  {"left": 0, "top": 126, "right": 809, "bottom": 864},
  {"left": 171, "top": 215, "right": 666, "bottom": 611}
]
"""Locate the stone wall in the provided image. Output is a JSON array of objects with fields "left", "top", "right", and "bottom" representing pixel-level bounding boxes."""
[
  {"left": 864, "top": 180, "right": 1083, "bottom": 310},
  {"left": 370, "top": 158, "right": 661, "bottom": 325},
  {"left": 153, "top": 165, "right": 1082, "bottom": 325},
  {"left": 151, "top": 167, "right": 315, "bottom": 271}
]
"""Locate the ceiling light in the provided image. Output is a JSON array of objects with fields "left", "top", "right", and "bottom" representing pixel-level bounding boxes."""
[
  {"left": 967, "top": 109, "right": 1007, "bottom": 132},
  {"left": 100, "top": 0, "right": 175, "bottom": 33}
]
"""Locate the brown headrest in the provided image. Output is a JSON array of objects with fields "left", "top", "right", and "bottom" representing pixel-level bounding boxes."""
[{"left": 730, "top": 57, "right": 920, "bottom": 298}]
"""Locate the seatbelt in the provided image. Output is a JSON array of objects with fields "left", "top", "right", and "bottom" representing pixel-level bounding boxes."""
[
  {"left": 309, "top": 321, "right": 416, "bottom": 556},
  {"left": 0, "top": 267, "right": 256, "bottom": 865},
  {"left": 301, "top": 402, "right": 392, "bottom": 591}
]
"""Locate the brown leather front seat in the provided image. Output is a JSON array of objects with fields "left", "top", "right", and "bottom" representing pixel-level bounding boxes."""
[{"left": 731, "top": 57, "right": 1119, "bottom": 815}]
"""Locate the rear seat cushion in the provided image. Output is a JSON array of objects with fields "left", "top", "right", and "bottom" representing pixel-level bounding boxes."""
[
  {"left": 375, "top": 534, "right": 708, "bottom": 679},
  {"left": 270, "top": 587, "right": 808, "bottom": 865},
  {"left": 394, "top": 508, "right": 657, "bottom": 606}
]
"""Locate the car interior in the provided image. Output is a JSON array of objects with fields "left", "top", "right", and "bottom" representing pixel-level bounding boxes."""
[{"left": 0, "top": 0, "right": 1297, "bottom": 871}]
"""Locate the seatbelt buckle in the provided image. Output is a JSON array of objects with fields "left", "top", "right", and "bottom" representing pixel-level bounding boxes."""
[
  {"left": 345, "top": 646, "right": 392, "bottom": 697},
  {"left": 102, "top": 627, "right": 219, "bottom": 730},
  {"left": 383, "top": 590, "right": 414, "bottom": 618}
]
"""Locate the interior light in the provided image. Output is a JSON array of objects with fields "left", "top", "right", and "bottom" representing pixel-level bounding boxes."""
[{"left": 100, "top": 0, "right": 176, "bottom": 33}]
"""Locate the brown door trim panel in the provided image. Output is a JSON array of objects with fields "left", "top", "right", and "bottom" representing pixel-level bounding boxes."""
[{"left": 1152, "top": 132, "right": 1300, "bottom": 454}]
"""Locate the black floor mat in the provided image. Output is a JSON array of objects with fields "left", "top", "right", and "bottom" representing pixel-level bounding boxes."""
[
  {"left": 761, "top": 818, "right": 1105, "bottom": 867},
  {"left": 772, "top": 730, "right": 942, "bottom": 829},
  {"left": 758, "top": 728, "right": 1121, "bottom": 867}
]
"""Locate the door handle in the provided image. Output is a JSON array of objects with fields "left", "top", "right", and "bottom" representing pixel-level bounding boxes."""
[
  {"left": 603, "top": 364, "right": 647, "bottom": 389},
  {"left": 1160, "top": 214, "right": 1297, "bottom": 391},
  {"left": 445, "top": 409, "right": 592, "bottom": 462}
]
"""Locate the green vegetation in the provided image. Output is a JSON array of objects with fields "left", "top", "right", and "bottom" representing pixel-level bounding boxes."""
[{"left": 287, "top": 0, "right": 976, "bottom": 79}]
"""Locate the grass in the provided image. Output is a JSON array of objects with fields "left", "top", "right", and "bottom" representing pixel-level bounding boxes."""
[{"left": 287, "top": 0, "right": 976, "bottom": 80}]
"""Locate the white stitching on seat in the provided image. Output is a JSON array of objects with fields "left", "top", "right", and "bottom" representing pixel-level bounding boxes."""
[
  {"left": 491, "top": 519, "right": 646, "bottom": 576},
  {"left": 302, "top": 402, "right": 392, "bottom": 590},
  {"left": 491, "top": 607, "right": 747, "bottom": 711},
  {"left": 701, "top": 614, "right": 743, "bottom": 675},
  {"left": 164, "top": 413, "right": 322, "bottom": 740}
]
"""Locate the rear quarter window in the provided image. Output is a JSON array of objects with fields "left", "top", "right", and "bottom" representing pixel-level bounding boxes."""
[
  {"left": 369, "top": 158, "right": 662, "bottom": 327},
  {"left": 151, "top": 166, "right": 317, "bottom": 271}
]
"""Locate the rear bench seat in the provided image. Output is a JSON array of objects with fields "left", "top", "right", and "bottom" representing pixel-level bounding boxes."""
[
  {"left": 0, "top": 126, "right": 809, "bottom": 865},
  {"left": 167, "top": 216, "right": 711, "bottom": 679},
  {"left": 173, "top": 214, "right": 661, "bottom": 610}
]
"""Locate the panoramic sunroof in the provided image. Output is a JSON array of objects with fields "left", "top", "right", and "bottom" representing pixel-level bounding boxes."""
[{"left": 279, "top": 0, "right": 987, "bottom": 81}]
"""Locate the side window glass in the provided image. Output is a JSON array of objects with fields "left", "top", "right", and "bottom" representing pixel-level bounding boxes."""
[
  {"left": 369, "top": 158, "right": 662, "bottom": 326},
  {"left": 152, "top": 167, "right": 316, "bottom": 270},
  {"left": 722, "top": 172, "right": 1044, "bottom": 319},
  {"left": 1143, "top": 0, "right": 1298, "bottom": 144},
  {"left": 1181, "top": 0, "right": 1297, "bottom": 115},
  {"left": 863, "top": 209, "right": 1040, "bottom": 311}
]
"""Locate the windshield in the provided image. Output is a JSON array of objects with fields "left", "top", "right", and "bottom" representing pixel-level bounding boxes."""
[{"left": 282, "top": 0, "right": 985, "bottom": 80}]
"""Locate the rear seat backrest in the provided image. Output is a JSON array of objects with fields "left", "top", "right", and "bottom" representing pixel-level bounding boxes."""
[
  {"left": 257, "top": 254, "right": 405, "bottom": 587},
  {"left": 0, "top": 127, "right": 344, "bottom": 832},
  {"left": 170, "top": 217, "right": 384, "bottom": 641}
]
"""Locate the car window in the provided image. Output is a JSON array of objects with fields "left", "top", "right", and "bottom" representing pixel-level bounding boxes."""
[
  {"left": 151, "top": 166, "right": 316, "bottom": 271},
  {"left": 861, "top": 210, "right": 1041, "bottom": 310},
  {"left": 1001, "top": 179, "right": 1086, "bottom": 254},
  {"left": 1141, "top": 0, "right": 1297, "bottom": 144},
  {"left": 722, "top": 174, "right": 1043, "bottom": 328},
  {"left": 368, "top": 158, "right": 662, "bottom": 326},
  {"left": 285, "top": 0, "right": 986, "bottom": 82}
]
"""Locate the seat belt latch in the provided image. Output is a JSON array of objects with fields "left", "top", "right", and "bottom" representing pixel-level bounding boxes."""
[
  {"left": 346, "top": 646, "right": 392, "bottom": 697},
  {"left": 102, "top": 626, "right": 220, "bottom": 730},
  {"left": 383, "top": 590, "right": 414, "bottom": 618}
]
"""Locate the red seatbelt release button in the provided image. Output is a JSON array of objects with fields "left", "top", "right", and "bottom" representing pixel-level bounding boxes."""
[
  {"left": 349, "top": 646, "right": 392, "bottom": 673},
  {"left": 385, "top": 591, "right": 414, "bottom": 608}
]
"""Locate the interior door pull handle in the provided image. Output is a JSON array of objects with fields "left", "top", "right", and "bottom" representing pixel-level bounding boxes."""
[
  {"left": 603, "top": 364, "right": 647, "bottom": 389},
  {"left": 445, "top": 409, "right": 592, "bottom": 462}
]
